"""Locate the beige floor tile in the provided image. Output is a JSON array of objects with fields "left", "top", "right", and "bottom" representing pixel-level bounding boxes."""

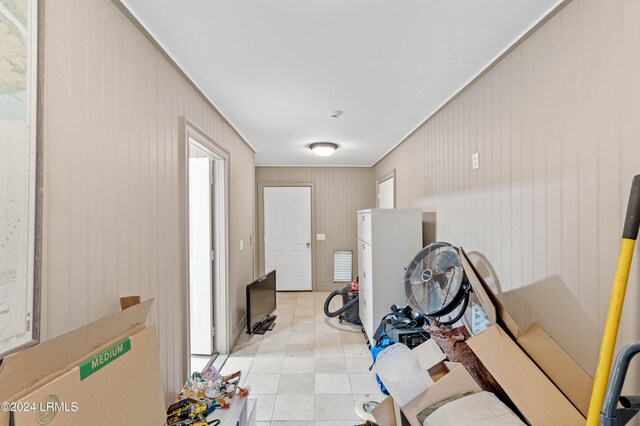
[
  {"left": 220, "top": 357, "right": 253, "bottom": 375},
  {"left": 276, "top": 316, "right": 294, "bottom": 325},
  {"left": 272, "top": 394, "right": 315, "bottom": 421},
  {"left": 315, "top": 373, "right": 351, "bottom": 394},
  {"left": 255, "top": 394, "right": 276, "bottom": 422},
  {"left": 291, "top": 317, "right": 314, "bottom": 326},
  {"left": 314, "top": 343, "right": 344, "bottom": 358},
  {"left": 342, "top": 343, "right": 370, "bottom": 358},
  {"left": 261, "top": 330, "right": 290, "bottom": 344},
  {"left": 314, "top": 358, "right": 347, "bottom": 374},
  {"left": 224, "top": 291, "right": 374, "bottom": 423},
  {"left": 294, "top": 304, "right": 314, "bottom": 313},
  {"left": 315, "top": 394, "right": 357, "bottom": 421},
  {"left": 250, "top": 358, "right": 284, "bottom": 374},
  {"left": 289, "top": 322, "right": 314, "bottom": 333},
  {"left": 286, "top": 343, "right": 315, "bottom": 358},
  {"left": 282, "top": 357, "right": 315, "bottom": 374},
  {"left": 339, "top": 330, "right": 366, "bottom": 344},
  {"left": 231, "top": 343, "right": 261, "bottom": 357},
  {"left": 235, "top": 333, "right": 265, "bottom": 346},
  {"left": 348, "top": 374, "right": 380, "bottom": 394},
  {"left": 256, "top": 343, "right": 287, "bottom": 358},
  {"left": 352, "top": 393, "right": 387, "bottom": 403},
  {"left": 345, "top": 357, "right": 372, "bottom": 374},
  {"left": 245, "top": 373, "right": 281, "bottom": 394},
  {"left": 288, "top": 331, "right": 316, "bottom": 345},
  {"left": 277, "top": 373, "right": 315, "bottom": 394},
  {"left": 314, "top": 335, "right": 339, "bottom": 346}
]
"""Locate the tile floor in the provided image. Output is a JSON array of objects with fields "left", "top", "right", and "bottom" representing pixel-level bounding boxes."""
[{"left": 220, "top": 291, "right": 386, "bottom": 426}]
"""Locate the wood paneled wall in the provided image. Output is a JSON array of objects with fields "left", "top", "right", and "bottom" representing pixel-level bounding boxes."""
[
  {"left": 256, "top": 167, "right": 375, "bottom": 291},
  {"left": 42, "top": 0, "right": 255, "bottom": 402},
  {"left": 374, "top": 0, "right": 640, "bottom": 383}
]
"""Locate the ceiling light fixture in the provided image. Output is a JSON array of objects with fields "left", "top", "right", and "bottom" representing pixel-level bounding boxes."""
[{"left": 309, "top": 142, "right": 338, "bottom": 157}]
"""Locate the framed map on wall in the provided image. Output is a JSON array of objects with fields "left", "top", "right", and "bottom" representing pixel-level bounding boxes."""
[{"left": 0, "top": 0, "right": 39, "bottom": 358}]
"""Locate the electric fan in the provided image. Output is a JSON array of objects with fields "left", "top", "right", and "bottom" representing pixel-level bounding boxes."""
[{"left": 403, "top": 242, "right": 471, "bottom": 325}]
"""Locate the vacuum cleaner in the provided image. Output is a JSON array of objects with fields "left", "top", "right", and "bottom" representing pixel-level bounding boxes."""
[{"left": 323, "top": 278, "right": 362, "bottom": 325}]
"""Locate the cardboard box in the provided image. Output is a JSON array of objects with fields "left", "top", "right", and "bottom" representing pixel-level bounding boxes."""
[
  {"left": 0, "top": 299, "right": 165, "bottom": 425},
  {"left": 372, "top": 249, "right": 593, "bottom": 426}
]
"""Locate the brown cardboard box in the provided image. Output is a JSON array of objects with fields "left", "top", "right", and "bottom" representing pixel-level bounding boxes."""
[
  {"left": 372, "top": 249, "right": 593, "bottom": 426},
  {"left": 0, "top": 299, "right": 165, "bottom": 425}
]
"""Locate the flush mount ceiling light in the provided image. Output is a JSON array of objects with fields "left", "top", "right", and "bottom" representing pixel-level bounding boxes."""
[{"left": 309, "top": 142, "right": 338, "bottom": 157}]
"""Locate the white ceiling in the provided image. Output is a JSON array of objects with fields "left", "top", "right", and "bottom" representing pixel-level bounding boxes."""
[{"left": 121, "top": 0, "right": 561, "bottom": 166}]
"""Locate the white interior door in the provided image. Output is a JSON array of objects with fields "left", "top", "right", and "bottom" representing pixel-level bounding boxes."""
[
  {"left": 378, "top": 177, "right": 395, "bottom": 209},
  {"left": 189, "top": 157, "right": 214, "bottom": 355},
  {"left": 264, "top": 187, "right": 312, "bottom": 291}
]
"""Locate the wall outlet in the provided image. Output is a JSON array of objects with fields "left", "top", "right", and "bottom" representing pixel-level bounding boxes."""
[
  {"left": 316, "top": 234, "right": 326, "bottom": 241},
  {"left": 472, "top": 152, "right": 479, "bottom": 170},
  {"left": 240, "top": 240, "right": 244, "bottom": 250}
]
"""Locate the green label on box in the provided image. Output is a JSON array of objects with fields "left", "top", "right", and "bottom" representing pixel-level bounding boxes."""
[{"left": 79, "top": 338, "right": 131, "bottom": 380}]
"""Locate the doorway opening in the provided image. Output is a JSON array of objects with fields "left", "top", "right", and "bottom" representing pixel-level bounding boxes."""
[
  {"left": 377, "top": 169, "right": 396, "bottom": 209},
  {"left": 184, "top": 121, "right": 230, "bottom": 375},
  {"left": 262, "top": 186, "right": 313, "bottom": 291}
]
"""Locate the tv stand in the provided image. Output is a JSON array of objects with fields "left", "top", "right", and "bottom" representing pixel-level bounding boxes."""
[{"left": 253, "top": 315, "right": 277, "bottom": 335}]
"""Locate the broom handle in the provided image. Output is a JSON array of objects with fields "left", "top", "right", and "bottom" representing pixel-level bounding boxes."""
[{"left": 587, "top": 175, "right": 640, "bottom": 425}]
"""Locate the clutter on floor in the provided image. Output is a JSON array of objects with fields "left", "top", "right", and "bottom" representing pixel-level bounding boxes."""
[
  {"left": 402, "top": 242, "right": 472, "bottom": 326},
  {"left": 356, "top": 208, "right": 423, "bottom": 342},
  {"left": 323, "top": 277, "right": 362, "bottom": 325},
  {"left": 372, "top": 304, "right": 429, "bottom": 350},
  {"left": 355, "top": 397, "right": 380, "bottom": 423},
  {"left": 368, "top": 244, "right": 594, "bottom": 426},
  {"left": 418, "top": 391, "right": 525, "bottom": 425},
  {"left": 230, "top": 291, "right": 384, "bottom": 423},
  {"left": 373, "top": 343, "right": 433, "bottom": 406},
  {"left": 168, "top": 363, "right": 250, "bottom": 426},
  {"left": 246, "top": 270, "right": 277, "bottom": 335},
  {"left": 587, "top": 175, "right": 640, "bottom": 426},
  {"left": 424, "top": 322, "right": 509, "bottom": 405}
]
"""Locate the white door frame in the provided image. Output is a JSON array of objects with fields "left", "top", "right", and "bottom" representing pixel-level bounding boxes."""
[
  {"left": 376, "top": 169, "right": 396, "bottom": 209},
  {"left": 257, "top": 182, "right": 315, "bottom": 291},
  {"left": 181, "top": 118, "right": 230, "bottom": 377}
]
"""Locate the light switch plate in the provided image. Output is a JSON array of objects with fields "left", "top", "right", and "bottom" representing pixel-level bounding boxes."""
[
  {"left": 240, "top": 240, "right": 244, "bottom": 250},
  {"left": 316, "top": 234, "right": 326, "bottom": 241},
  {"left": 472, "top": 152, "right": 479, "bottom": 170}
]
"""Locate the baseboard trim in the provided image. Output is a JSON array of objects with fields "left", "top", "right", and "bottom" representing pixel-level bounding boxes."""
[
  {"left": 315, "top": 283, "right": 349, "bottom": 292},
  {"left": 231, "top": 315, "right": 247, "bottom": 349}
]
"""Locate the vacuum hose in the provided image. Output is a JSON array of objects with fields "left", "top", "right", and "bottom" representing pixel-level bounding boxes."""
[{"left": 324, "top": 290, "right": 359, "bottom": 318}]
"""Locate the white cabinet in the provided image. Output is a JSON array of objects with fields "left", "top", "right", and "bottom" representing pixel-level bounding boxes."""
[{"left": 357, "top": 209, "right": 422, "bottom": 342}]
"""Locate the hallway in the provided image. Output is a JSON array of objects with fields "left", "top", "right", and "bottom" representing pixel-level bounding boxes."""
[{"left": 220, "top": 291, "right": 385, "bottom": 425}]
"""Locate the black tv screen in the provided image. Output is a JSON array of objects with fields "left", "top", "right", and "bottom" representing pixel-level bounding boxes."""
[{"left": 246, "top": 270, "right": 276, "bottom": 334}]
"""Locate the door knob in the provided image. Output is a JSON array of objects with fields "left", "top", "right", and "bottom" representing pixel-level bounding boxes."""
[{"left": 306, "top": 242, "right": 311, "bottom": 248}]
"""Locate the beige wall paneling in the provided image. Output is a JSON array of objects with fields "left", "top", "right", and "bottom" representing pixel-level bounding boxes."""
[
  {"left": 620, "top": 0, "right": 640, "bottom": 390},
  {"left": 373, "top": 0, "right": 640, "bottom": 392},
  {"left": 256, "top": 167, "right": 375, "bottom": 291},
  {"left": 42, "top": 0, "right": 255, "bottom": 403}
]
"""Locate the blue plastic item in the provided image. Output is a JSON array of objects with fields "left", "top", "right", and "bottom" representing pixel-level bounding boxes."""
[{"left": 371, "top": 336, "right": 395, "bottom": 394}]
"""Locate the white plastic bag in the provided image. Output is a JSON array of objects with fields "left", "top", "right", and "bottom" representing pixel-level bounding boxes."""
[{"left": 374, "top": 343, "right": 434, "bottom": 406}]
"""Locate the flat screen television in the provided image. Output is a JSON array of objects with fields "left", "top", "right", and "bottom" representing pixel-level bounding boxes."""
[{"left": 246, "top": 270, "right": 277, "bottom": 334}]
